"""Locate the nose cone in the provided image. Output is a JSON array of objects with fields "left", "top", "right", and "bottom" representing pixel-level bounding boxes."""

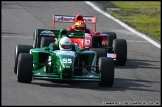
[
  {"left": 55, "top": 50, "right": 76, "bottom": 79},
  {"left": 61, "top": 57, "right": 74, "bottom": 79},
  {"left": 61, "top": 68, "right": 73, "bottom": 79}
]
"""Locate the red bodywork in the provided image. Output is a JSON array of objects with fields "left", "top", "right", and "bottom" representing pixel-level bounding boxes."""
[{"left": 52, "top": 14, "right": 108, "bottom": 49}]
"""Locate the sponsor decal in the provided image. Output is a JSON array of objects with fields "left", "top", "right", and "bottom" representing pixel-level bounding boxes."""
[
  {"left": 55, "top": 16, "right": 74, "bottom": 22},
  {"left": 83, "top": 17, "right": 94, "bottom": 23},
  {"left": 102, "top": 41, "right": 108, "bottom": 45},
  {"left": 102, "top": 37, "right": 108, "bottom": 46}
]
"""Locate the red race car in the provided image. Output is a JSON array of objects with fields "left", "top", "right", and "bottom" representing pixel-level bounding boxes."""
[{"left": 50, "top": 14, "right": 127, "bottom": 65}]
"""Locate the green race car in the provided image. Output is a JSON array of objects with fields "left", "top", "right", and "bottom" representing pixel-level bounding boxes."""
[{"left": 14, "top": 28, "right": 114, "bottom": 87}]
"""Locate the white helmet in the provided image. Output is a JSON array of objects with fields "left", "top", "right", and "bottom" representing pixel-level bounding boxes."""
[{"left": 59, "top": 37, "right": 72, "bottom": 51}]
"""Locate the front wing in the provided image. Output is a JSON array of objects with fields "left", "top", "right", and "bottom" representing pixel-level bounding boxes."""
[{"left": 32, "top": 65, "right": 101, "bottom": 82}]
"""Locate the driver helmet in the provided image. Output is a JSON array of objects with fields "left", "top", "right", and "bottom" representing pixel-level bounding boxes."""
[
  {"left": 73, "top": 21, "right": 86, "bottom": 32},
  {"left": 59, "top": 37, "right": 72, "bottom": 51}
]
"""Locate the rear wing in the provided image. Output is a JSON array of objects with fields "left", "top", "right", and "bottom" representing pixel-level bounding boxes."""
[
  {"left": 52, "top": 15, "right": 97, "bottom": 32},
  {"left": 36, "top": 29, "right": 85, "bottom": 38}
]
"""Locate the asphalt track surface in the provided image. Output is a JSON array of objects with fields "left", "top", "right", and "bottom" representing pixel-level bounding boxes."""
[{"left": 1, "top": 1, "right": 161, "bottom": 106}]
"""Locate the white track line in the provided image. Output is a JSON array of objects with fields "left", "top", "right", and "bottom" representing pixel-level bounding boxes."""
[
  {"left": 126, "top": 40, "right": 148, "bottom": 43},
  {"left": 85, "top": 1, "right": 161, "bottom": 49}
]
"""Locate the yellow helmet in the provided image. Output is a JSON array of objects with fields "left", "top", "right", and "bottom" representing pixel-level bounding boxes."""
[{"left": 74, "top": 21, "right": 86, "bottom": 32}]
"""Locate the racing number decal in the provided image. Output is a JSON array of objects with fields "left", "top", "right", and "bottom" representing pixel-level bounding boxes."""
[{"left": 62, "top": 58, "right": 72, "bottom": 64}]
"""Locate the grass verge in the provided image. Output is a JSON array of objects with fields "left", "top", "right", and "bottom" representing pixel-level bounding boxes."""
[{"left": 107, "top": 1, "right": 160, "bottom": 42}]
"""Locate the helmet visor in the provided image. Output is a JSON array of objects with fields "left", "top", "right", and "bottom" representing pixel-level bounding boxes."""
[
  {"left": 61, "top": 45, "right": 72, "bottom": 49},
  {"left": 76, "top": 26, "right": 86, "bottom": 31}
]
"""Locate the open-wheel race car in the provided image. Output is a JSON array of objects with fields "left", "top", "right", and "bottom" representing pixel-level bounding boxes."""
[
  {"left": 51, "top": 14, "right": 127, "bottom": 66},
  {"left": 14, "top": 28, "right": 114, "bottom": 87}
]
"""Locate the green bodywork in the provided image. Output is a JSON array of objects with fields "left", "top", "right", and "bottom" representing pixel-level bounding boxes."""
[{"left": 30, "top": 28, "right": 101, "bottom": 81}]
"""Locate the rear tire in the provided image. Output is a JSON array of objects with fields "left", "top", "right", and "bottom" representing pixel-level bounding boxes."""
[
  {"left": 40, "top": 37, "right": 54, "bottom": 47},
  {"left": 98, "top": 57, "right": 114, "bottom": 87},
  {"left": 14, "top": 45, "right": 33, "bottom": 74},
  {"left": 17, "top": 53, "right": 33, "bottom": 83},
  {"left": 90, "top": 48, "right": 107, "bottom": 64},
  {"left": 33, "top": 30, "right": 41, "bottom": 48},
  {"left": 113, "top": 39, "right": 127, "bottom": 66},
  {"left": 33, "top": 31, "right": 37, "bottom": 48}
]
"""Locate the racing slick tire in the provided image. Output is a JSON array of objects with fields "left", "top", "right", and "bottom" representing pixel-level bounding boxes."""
[
  {"left": 33, "top": 30, "right": 37, "bottom": 48},
  {"left": 40, "top": 37, "right": 54, "bottom": 47},
  {"left": 90, "top": 48, "right": 107, "bottom": 64},
  {"left": 101, "top": 32, "right": 117, "bottom": 53},
  {"left": 17, "top": 53, "right": 33, "bottom": 83},
  {"left": 33, "top": 30, "right": 41, "bottom": 48},
  {"left": 14, "top": 45, "right": 33, "bottom": 74},
  {"left": 113, "top": 39, "right": 127, "bottom": 66},
  {"left": 98, "top": 57, "right": 114, "bottom": 87}
]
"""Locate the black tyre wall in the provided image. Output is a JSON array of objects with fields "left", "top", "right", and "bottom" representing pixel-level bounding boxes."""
[
  {"left": 33, "top": 30, "right": 41, "bottom": 48},
  {"left": 98, "top": 57, "right": 114, "bottom": 87},
  {"left": 41, "top": 37, "right": 54, "bottom": 47},
  {"left": 33, "top": 31, "right": 37, "bottom": 48},
  {"left": 14, "top": 45, "right": 33, "bottom": 74},
  {"left": 17, "top": 53, "right": 33, "bottom": 83},
  {"left": 92, "top": 36, "right": 102, "bottom": 48},
  {"left": 113, "top": 39, "right": 127, "bottom": 66},
  {"left": 90, "top": 48, "right": 107, "bottom": 64}
]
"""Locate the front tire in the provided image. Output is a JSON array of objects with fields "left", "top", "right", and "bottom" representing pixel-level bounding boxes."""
[
  {"left": 17, "top": 53, "right": 33, "bottom": 83},
  {"left": 14, "top": 45, "right": 33, "bottom": 74},
  {"left": 98, "top": 57, "right": 114, "bottom": 87}
]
